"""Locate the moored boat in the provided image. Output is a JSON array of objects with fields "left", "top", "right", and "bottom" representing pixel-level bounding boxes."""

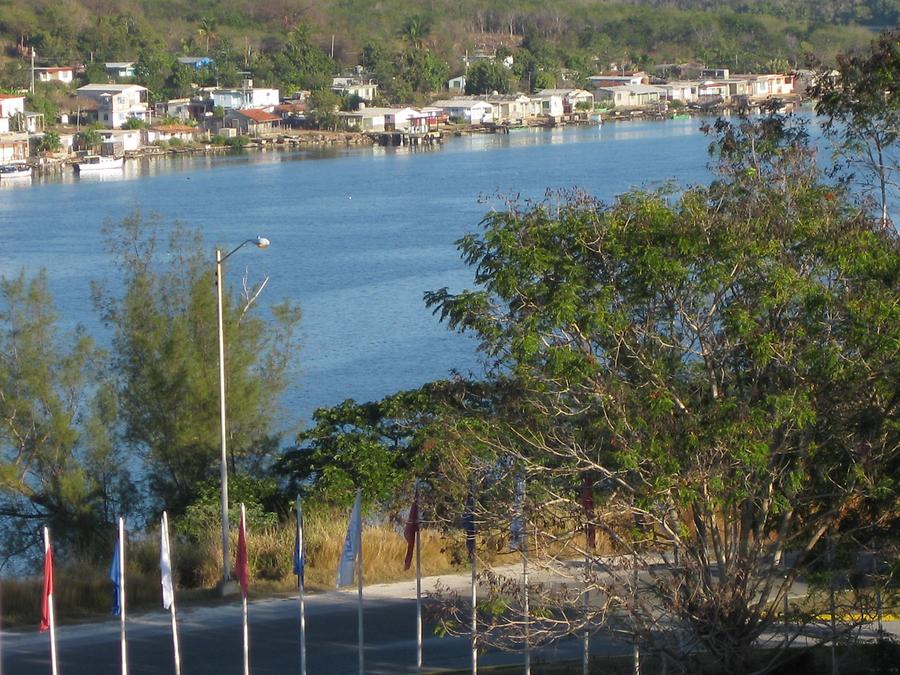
[
  {"left": 76, "top": 155, "right": 124, "bottom": 172},
  {"left": 0, "top": 163, "right": 32, "bottom": 180}
]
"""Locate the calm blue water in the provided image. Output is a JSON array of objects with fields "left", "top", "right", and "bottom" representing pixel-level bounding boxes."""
[{"left": 0, "top": 119, "right": 713, "bottom": 429}]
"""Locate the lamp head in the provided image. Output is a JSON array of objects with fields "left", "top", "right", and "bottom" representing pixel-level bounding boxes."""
[{"left": 254, "top": 236, "right": 270, "bottom": 249}]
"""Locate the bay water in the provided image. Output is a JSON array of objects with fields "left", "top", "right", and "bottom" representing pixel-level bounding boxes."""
[{"left": 0, "top": 119, "right": 714, "bottom": 432}]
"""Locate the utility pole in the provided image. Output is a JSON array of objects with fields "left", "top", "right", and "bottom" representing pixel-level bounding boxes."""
[{"left": 31, "top": 48, "right": 35, "bottom": 95}]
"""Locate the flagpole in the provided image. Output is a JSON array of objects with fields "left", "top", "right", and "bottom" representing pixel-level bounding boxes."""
[
  {"left": 296, "top": 495, "right": 306, "bottom": 675},
  {"left": 161, "top": 512, "right": 182, "bottom": 675},
  {"left": 523, "top": 527, "right": 530, "bottom": 675},
  {"left": 470, "top": 549, "right": 477, "bottom": 675},
  {"left": 118, "top": 517, "right": 128, "bottom": 675},
  {"left": 356, "top": 489, "right": 364, "bottom": 675},
  {"left": 415, "top": 488, "right": 422, "bottom": 675},
  {"left": 43, "top": 527, "right": 58, "bottom": 675},
  {"left": 241, "top": 504, "right": 250, "bottom": 675}
]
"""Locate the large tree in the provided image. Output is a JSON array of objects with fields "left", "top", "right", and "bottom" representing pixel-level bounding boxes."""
[
  {"left": 812, "top": 30, "right": 900, "bottom": 228},
  {"left": 425, "top": 114, "right": 900, "bottom": 672},
  {"left": 94, "top": 212, "right": 301, "bottom": 513},
  {"left": 0, "top": 272, "right": 129, "bottom": 561}
]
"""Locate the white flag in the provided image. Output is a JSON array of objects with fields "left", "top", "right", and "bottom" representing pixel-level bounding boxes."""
[
  {"left": 160, "top": 512, "right": 175, "bottom": 610},
  {"left": 336, "top": 489, "right": 362, "bottom": 587}
]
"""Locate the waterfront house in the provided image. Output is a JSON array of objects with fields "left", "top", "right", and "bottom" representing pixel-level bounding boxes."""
[
  {"left": 430, "top": 99, "right": 494, "bottom": 124},
  {"left": 35, "top": 66, "right": 75, "bottom": 84},
  {"left": 0, "top": 135, "right": 28, "bottom": 162},
  {"left": 536, "top": 88, "right": 595, "bottom": 113},
  {"left": 76, "top": 84, "right": 149, "bottom": 128},
  {"left": 529, "top": 92, "right": 565, "bottom": 118},
  {"left": 588, "top": 72, "right": 648, "bottom": 88},
  {"left": 154, "top": 98, "right": 193, "bottom": 122},
  {"left": 659, "top": 80, "right": 700, "bottom": 104},
  {"left": 144, "top": 124, "right": 203, "bottom": 144},
  {"left": 99, "top": 128, "right": 142, "bottom": 154},
  {"left": 105, "top": 62, "right": 136, "bottom": 79},
  {"left": 593, "top": 84, "right": 666, "bottom": 108},
  {"left": 274, "top": 101, "right": 306, "bottom": 127},
  {"left": 483, "top": 94, "right": 532, "bottom": 122},
  {"left": 332, "top": 77, "right": 378, "bottom": 102},
  {"left": 337, "top": 107, "right": 388, "bottom": 132},
  {"left": 737, "top": 73, "right": 795, "bottom": 99},
  {"left": 224, "top": 108, "right": 281, "bottom": 135}
]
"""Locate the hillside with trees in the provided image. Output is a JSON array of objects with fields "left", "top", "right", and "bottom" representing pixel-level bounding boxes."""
[{"left": 0, "top": 0, "right": 888, "bottom": 100}]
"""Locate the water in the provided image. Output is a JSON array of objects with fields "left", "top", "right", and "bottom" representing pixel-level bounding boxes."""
[{"left": 0, "top": 119, "right": 713, "bottom": 429}]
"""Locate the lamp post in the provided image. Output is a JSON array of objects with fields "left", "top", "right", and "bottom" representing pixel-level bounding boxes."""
[{"left": 216, "top": 236, "right": 270, "bottom": 594}]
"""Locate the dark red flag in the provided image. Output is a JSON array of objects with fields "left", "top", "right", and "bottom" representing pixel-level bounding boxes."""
[
  {"left": 40, "top": 533, "right": 54, "bottom": 632},
  {"left": 235, "top": 506, "right": 250, "bottom": 598},
  {"left": 403, "top": 487, "right": 419, "bottom": 571}
]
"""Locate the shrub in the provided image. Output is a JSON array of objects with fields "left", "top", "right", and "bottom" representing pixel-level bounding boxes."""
[{"left": 225, "top": 135, "right": 249, "bottom": 149}]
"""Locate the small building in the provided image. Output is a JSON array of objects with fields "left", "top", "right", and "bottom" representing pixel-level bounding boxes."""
[
  {"left": 177, "top": 56, "right": 214, "bottom": 70},
  {"left": 154, "top": 98, "right": 193, "bottom": 122},
  {"left": 0, "top": 94, "right": 26, "bottom": 133},
  {"left": 739, "top": 74, "right": 795, "bottom": 99},
  {"left": 35, "top": 67, "right": 75, "bottom": 84},
  {"left": 105, "top": 62, "right": 136, "bottom": 79},
  {"left": 0, "top": 135, "right": 29, "bottom": 162},
  {"left": 211, "top": 82, "right": 280, "bottom": 111},
  {"left": 144, "top": 124, "right": 203, "bottom": 144},
  {"left": 337, "top": 107, "right": 388, "bottom": 132},
  {"left": 448, "top": 76, "right": 466, "bottom": 94},
  {"left": 536, "top": 88, "right": 595, "bottom": 113},
  {"left": 224, "top": 108, "right": 281, "bottom": 135},
  {"left": 430, "top": 99, "right": 494, "bottom": 124},
  {"left": 483, "top": 94, "right": 532, "bottom": 122},
  {"left": 99, "top": 128, "right": 142, "bottom": 154},
  {"left": 588, "top": 72, "right": 648, "bottom": 88},
  {"left": 593, "top": 84, "right": 666, "bottom": 108},
  {"left": 659, "top": 80, "right": 700, "bottom": 104},
  {"left": 332, "top": 77, "right": 378, "bottom": 102},
  {"left": 76, "top": 84, "right": 150, "bottom": 128}
]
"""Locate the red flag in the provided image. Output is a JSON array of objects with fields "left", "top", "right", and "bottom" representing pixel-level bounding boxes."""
[
  {"left": 235, "top": 505, "right": 249, "bottom": 598},
  {"left": 403, "top": 487, "right": 419, "bottom": 571},
  {"left": 40, "top": 531, "right": 54, "bottom": 632},
  {"left": 581, "top": 475, "right": 596, "bottom": 550}
]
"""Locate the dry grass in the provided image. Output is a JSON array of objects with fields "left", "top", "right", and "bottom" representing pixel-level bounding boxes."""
[{"left": 0, "top": 510, "right": 466, "bottom": 628}]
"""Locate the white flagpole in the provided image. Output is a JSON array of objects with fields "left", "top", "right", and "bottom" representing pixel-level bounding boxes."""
[
  {"left": 241, "top": 504, "right": 250, "bottom": 675},
  {"left": 470, "top": 550, "right": 477, "bottom": 675},
  {"left": 523, "top": 531, "right": 530, "bottom": 675},
  {"left": 161, "top": 512, "right": 182, "bottom": 675},
  {"left": 296, "top": 495, "right": 306, "bottom": 675},
  {"left": 118, "top": 517, "right": 128, "bottom": 675},
  {"left": 356, "top": 489, "right": 364, "bottom": 675},
  {"left": 415, "top": 487, "right": 422, "bottom": 675},
  {"left": 43, "top": 527, "right": 58, "bottom": 675}
]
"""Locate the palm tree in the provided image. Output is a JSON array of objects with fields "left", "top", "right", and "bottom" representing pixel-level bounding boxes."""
[
  {"left": 197, "top": 17, "right": 218, "bottom": 55},
  {"left": 399, "top": 15, "right": 432, "bottom": 50}
]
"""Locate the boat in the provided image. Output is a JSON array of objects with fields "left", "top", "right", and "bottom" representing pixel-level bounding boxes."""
[
  {"left": 0, "top": 163, "right": 32, "bottom": 180},
  {"left": 76, "top": 155, "right": 124, "bottom": 172}
]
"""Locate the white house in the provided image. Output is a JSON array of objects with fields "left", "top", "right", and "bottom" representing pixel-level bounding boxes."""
[
  {"left": 99, "top": 129, "right": 142, "bottom": 154},
  {"left": 529, "top": 92, "right": 565, "bottom": 117},
  {"left": 588, "top": 72, "right": 647, "bottom": 88},
  {"left": 593, "top": 84, "right": 666, "bottom": 108},
  {"left": 483, "top": 94, "right": 532, "bottom": 122},
  {"left": 0, "top": 94, "right": 26, "bottom": 133},
  {"left": 35, "top": 67, "right": 74, "bottom": 84},
  {"left": 448, "top": 76, "right": 466, "bottom": 94},
  {"left": 76, "top": 84, "right": 149, "bottom": 128},
  {"left": 740, "top": 74, "right": 795, "bottom": 99},
  {"left": 211, "top": 82, "right": 280, "bottom": 111},
  {"left": 332, "top": 77, "right": 378, "bottom": 102},
  {"left": 660, "top": 80, "right": 699, "bottom": 104},
  {"left": 430, "top": 99, "right": 494, "bottom": 124},
  {"left": 144, "top": 124, "right": 203, "bottom": 144},
  {"left": 536, "top": 89, "right": 595, "bottom": 113},
  {"left": 0, "top": 135, "right": 29, "bottom": 162}
]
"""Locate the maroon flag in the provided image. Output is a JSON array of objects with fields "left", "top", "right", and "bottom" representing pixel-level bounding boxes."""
[
  {"left": 235, "top": 506, "right": 250, "bottom": 598},
  {"left": 40, "top": 533, "right": 54, "bottom": 632},
  {"left": 403, "top": 487, "right": 419, "bottom": 571},
  {"left": 581, "top": 475, "right": 596, "bottom": 550}
]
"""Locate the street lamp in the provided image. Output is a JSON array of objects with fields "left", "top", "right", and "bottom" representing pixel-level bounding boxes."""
[{"left": 216, "top": 236, "right": 270, "bottom": 594}]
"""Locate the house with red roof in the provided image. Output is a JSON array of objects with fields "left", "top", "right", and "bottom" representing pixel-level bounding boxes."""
[
  {"left": 35, "top": 67, "right": 75, "bottom": 84},
  {"left": 224, "top": 108, "right": 281, "bottom": 135}
]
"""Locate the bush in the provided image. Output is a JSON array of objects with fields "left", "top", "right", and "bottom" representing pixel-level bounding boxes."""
[
  {"left": 210, "top": 134, "right": 228, "bottom": 145},
  {"left": 224, "top": 135, "right": 249, "bottom": 149}
]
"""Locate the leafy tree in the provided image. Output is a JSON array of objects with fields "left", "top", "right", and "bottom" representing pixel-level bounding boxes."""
[
  {"left": 306, "top": 88, "right": 342, "bottom": 130},
  {"left": 395, "top": 48, "right": 449, "bottom": 98},
  {"left": 121, "top": 117, "right": 145, "bottom": 130},
  {"left": 266, "top": 24, "right": 336, "bottom": 92},
  {"left": 425, "top": 114, "right": 900, "bottom": 671},
  {"left": 74, "top": 128, "right": 101, "bottom": 152},
  {"left": 0, "top": 272, "right": 130, "bottom": 561},
  {"left": 134, "top": 46, "right": 176, "bottom": 101},
  {"left": 197, "top": 16, "right": 218, "bottom": 55},
  {"left": 812, "top": 30, "right": 899, "bottom": 228},
  {"left": 465, "top": 60, "right": 512, "bottom": 95},
  {"left": 37, "top": 131, "right": 61, "bottom": 152},
  {"left": 93, "top": 212, "right": 301, "bottom": 513},
  {"left": 398, "top": 14, "right": 432, "bottom": 50}
]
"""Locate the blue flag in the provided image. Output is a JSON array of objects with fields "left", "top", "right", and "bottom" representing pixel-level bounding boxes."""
[
  {"left": 110, "top": 534, "right": 121, "bottom": 616},
  {"left": 510, "top": 472, "right": 525, "bottom": 551},
  {"left": 293, "top": 495, "right": 305, "bottom": 586},
  {"left": 463, "top": 492, "right": 476, "bottom": 561}
]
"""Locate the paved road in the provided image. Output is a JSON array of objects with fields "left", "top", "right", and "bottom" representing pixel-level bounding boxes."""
[{"left": 1, "top": 571, "right": 633, "bottom": 675}]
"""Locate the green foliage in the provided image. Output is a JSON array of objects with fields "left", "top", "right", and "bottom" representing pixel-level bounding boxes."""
[
  {"left": 0, "top": 272, "right": 130, "bottom": 560},
  {"left": 224, "top": 134, "right": 249, "bottom": 149},
  {"left": 176, "top": 474, "right": 282, "bottom": 543},
  {"left": 74, "top": 128, "right": 101, "bottom": 151},
  {"left": 92, "top": 212, "right": 301, "bottom": 513},
  {"left": 465, "top": 60, "right": 512, "bottom": 95},
  {"left": 37, "top": 130, "right": 61, "bottom": 152},
  {"left": 121, "top": 117, "right": 145, "bottom": 130}
]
